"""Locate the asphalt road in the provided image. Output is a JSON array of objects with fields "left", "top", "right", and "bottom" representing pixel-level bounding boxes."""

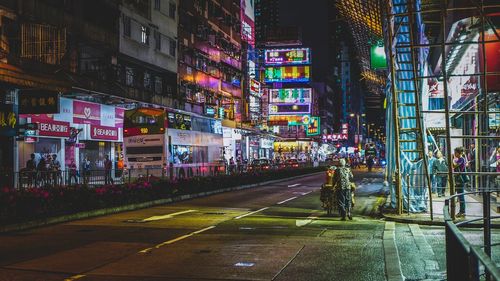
[{"left": 0, "top": 170, "right": 498, "bottom": 281}]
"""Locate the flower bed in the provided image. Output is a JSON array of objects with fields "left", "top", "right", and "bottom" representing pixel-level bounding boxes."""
[{"left": 0, "top": 167, "right": 325, "bottom": 225}]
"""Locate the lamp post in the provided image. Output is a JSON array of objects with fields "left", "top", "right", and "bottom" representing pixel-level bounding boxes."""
[{"left": 349, "top": 113, "right": 363, "bottom": 150}]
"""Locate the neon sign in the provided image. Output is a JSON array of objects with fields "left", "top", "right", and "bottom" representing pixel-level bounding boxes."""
[
  {"left": 264, "top": 66, "right": 310, "bottom": 83},
  {"left": 265, "top": 48, "right": 310, "bottom": 65},
  {"left": 269, "top": 88, "right": 312, "bottom": 103},
  {"left": 306, "top": 117, "right": 320, "bottom": 136},
  {"left": 269, "top": 104, "right": 311, "bottom": 115}
]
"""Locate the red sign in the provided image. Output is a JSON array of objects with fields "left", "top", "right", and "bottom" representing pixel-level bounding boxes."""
[
  {"left": 73, "top": 100, "right": 101, "bottom": 125},
  {"left": 90, "top": 125, "right": 119, "bottom": 140},
  {"left": 32, "top": 118, "right": 70, "bottom": 137}
]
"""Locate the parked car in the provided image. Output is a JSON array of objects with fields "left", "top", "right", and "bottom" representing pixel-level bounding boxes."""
[
  {"left": 285, "top": 158, "right": 300, "bottom": 168},
  {"left": 247, "top": 159, "right": 272, "bottom": 172}
]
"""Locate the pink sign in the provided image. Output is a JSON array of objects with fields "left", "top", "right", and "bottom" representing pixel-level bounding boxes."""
[
  {"left": 90, "top": 124, "right": 119, "bottom": 140},
  {"left": 115, "top": 107, "right": 125, "bottom": 128},
  {"left": 32, "top": 118, "right": 71, "bottom": 137},
  {"left": 73, "top": 100, "right": 101, "bottom": 125}
]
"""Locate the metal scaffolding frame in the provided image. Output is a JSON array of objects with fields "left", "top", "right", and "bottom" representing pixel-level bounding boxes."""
[{"left": 384, "top": 0, "right": 500, "bottom": 219}]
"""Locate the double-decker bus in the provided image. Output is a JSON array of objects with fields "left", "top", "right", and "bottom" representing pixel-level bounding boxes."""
[
  {"left": 123, "top": 108, "right": 166, "bottom": 169},
  {"left": 123, "top": 107, "right": 225, "bottom": 178}
]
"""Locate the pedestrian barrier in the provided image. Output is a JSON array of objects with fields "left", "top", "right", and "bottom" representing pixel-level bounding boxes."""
[
  {"left": 4, "top": 162, "right": 332, "bottom": 189},
  {"left": 444, "top": 191, "right": 500, "bottom": 281}
]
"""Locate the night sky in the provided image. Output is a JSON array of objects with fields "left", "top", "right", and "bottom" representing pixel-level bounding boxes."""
[{"left": 279, "top": 0, "right": 329, "bottom": 82}]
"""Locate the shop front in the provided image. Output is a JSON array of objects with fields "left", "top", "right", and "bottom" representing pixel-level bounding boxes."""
[
  {"left": 222, "top": 127, "right": 244, "bottom": 161},
  {"left": 18, "top": 97, "right": 124, "bottom": 178},
  {"left": 259, "top": 138, "right": 274, "bottom": 159}
]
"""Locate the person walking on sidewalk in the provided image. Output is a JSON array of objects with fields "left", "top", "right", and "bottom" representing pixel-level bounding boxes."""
[
  {"left": 427, "top": 151, "right": 436, "bottom": 194},
  {"left": 104, "top": 155, "right": 114, "bottom": 185},
  {"left": 334, "top": 158, "right": 354, "bottom": 220},
  {"left": 453, "top": 147, "right": 468, "bottom": 217},
  {"left": 432, "top": 151, "right": 448, "bottom": 197}
]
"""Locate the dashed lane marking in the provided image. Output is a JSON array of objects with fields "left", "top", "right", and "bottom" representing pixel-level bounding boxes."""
[
  {"left": 287, "top": 183, "right": 301, "bottom": 187},
  {"left": 277, "top": 196, "right": 298, "bottom": 205},
  {"left": 234, "top": 207, "right": 269, "bottom": 220},
  {"left": 141, "top": 209, "right": 197, "bottom": 222},
  {"left": 139, "top": 225, "right": 216, "bottom": 254}
]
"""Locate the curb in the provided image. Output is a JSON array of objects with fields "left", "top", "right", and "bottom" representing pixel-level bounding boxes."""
[
  {"left": 0, "top": 171, "right": 324, "bottom": 233},
  {"left": 380, "top": 195, "right": 500, "bottom": 228}
]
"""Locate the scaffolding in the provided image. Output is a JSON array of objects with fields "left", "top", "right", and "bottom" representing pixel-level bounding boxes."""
[{"left": 384, "top": 0, "right": 500, "bottom": 219}]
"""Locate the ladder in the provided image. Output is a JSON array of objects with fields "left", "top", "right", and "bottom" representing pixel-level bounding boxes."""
[{"left": 387, "top": 0, "right": 433, "bottom": 218}]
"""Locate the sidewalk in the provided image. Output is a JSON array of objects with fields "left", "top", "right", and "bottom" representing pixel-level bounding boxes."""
[{"left": 382, "top": 193, "right": 499, "bottom": 226}]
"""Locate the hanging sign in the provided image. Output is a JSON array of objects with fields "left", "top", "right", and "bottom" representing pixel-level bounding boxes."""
[{"left": 18, "top": 91, "right": 60, "bottom": 114}]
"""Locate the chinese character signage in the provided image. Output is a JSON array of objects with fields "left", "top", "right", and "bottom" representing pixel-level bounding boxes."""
[
  {"left": 269, "top": 88, "right": 312, "bottom": 103},
  {"left": 18, "top": 91, "right": 59, "bottom": 114},
  {"left": 265, "top": 48, "right": 311, "bottom": 65},
  {"left": 0, "top": 104, "right": 17, "bottom": 136},
  {"left": 31, "top": 117, "right": 70, "bottom": 137},
  {"left": 306, "top": 117, "right": 320, "bottom": 136},
  {"left": 269, "top": 104, "right": 311, "bottom": 115},
  {"left": 322, "top": 134, "right": 348, "bottom": 141},
  {"left": 91, "top": 125, "right": 119, "bottom": 141},
  {"left": 264, "top": 66, "right": 310, "bottom": 83},
  {"left": 250, "top": 79, "right": 261, "bottom": 96}
]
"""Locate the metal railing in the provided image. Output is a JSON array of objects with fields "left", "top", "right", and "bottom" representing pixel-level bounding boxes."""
[
  {"left": 444, "top": 191, "right": 500, "bottom": 281},
  {"left": 5, "top": 161, "right": 330, "bottom": 189}
]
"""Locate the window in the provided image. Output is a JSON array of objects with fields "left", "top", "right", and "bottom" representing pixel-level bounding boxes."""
[
  {"left": 154, "top": 30, "right": 161, "bottom": 50},
  {"left": 154, "top": 0, "right": 160, "bottom": 10},
  {"left": 155, "top": 76, "right": 163, "bottom": 94},
  {"left": 125, "top": 67, "right": 134, "bottom": 86},
  {"left": 169, "top": 2, "right": 176, "bottom": 19},
  {"left": 169, "top": 38, "right": 176, "bottom": 57},
  {"left": 144, "top": 71, "right": 151, "bottom": 90},
  {"left": 141, "top": 25, "right": 149, "bottom": 45},
  {"left": 123, "top": 16, "right": 131, "bottom": 37}
]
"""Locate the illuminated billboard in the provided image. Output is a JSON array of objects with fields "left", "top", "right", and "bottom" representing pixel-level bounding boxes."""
[
  {"left": 269, "top": 103, "right": 310, "bottom": 115},
  {"left": 264, "top": 66, "right": 310, "bottom": 83},
  {"left": 268, "top": 115, "right": 309, "bottom": 126},
  {"left": 269, "top": 88, "right": 312, "bottom": 103},
  {"left": 250, "top": 79, "right": 261, "bottom": 97},
  {"left": 265, "top": 48, "right": 311, "bottom": 65},
  {"left": 306, "top": 117, "right": 320, "bottom": 136},
  {"left": 241, "top": 0, "right": 255, "bottom": 46}
]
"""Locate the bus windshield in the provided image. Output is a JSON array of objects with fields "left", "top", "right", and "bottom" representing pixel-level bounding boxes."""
[{"left": 124, "top": 108, "right": 165, "bottom": 137}]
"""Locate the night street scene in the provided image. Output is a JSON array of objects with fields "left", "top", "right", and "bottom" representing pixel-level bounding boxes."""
[{"left": 0, "top": 0, "right": 499, "bottom": 280}]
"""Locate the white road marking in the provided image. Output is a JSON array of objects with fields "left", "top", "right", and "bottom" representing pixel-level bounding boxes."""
[
  {"left": 141, "top": 209, "right": 196, "bottom": 222},
  {"left": 139, "top": 225, "right": 216, "bottom": 254},
  {"left": 293, "top": 191, "right": 312, "bottom": 195},
  {"left": 277, "top": 196, "right": 298, "bottom": 205},
  {"left": 234, "top": 207, "right": 269, "bottom": 220},
  {"left": 296, "top": 214, "right": 318, "bottom": 227},
  {"left": 288, "top": 183, "right": 301, "bottom": 187}
]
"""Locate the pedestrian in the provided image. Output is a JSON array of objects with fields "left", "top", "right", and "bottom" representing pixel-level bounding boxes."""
[
  {"left": 26, "top": 153, "right": 37, "bottom": 187},
  {"left": 68, "top": 159, "right": 78, "bottom": 185},
  {"left": 466, "top": 143, "right": 476, "bottom": 190},
  {"left": 104, "top": 155, "right": 114, "bottom": 185},
  {"left": 334, "top": 158, "right": 354, "bottom": 220},
  {"left": 50, "top": 154, "right": 61, "bottom": 186},
  {"left": 453, "top": 147, "right": 468, "bottom": 217},
  {"left": 82, "top": 157, "right": 91, "bottom": 185},
  {"left": 432, "top": 151, "right": 448, "bottom": 197},
  {"left": 37, "top": 155, "right": 47, "bottom": 186},
  {"left": 427, "top": 151, "right": 436, "bottom": 194}
]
